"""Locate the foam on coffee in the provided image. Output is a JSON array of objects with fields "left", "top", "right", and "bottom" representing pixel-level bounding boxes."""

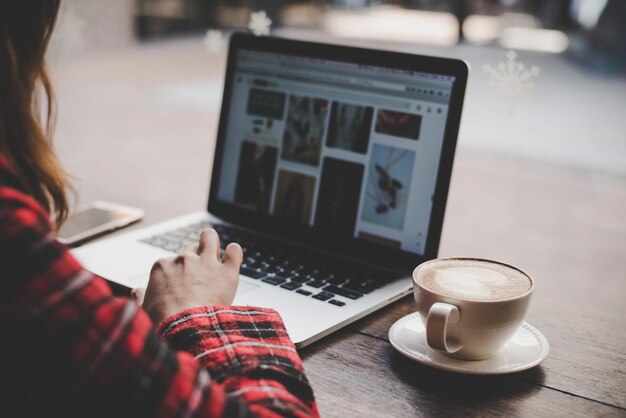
[{"left": 415, "top": 259, "right": 531, "bottom": 301}]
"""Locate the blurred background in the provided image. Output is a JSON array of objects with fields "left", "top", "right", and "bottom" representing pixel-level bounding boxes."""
[
  {"left": 48, "top": 0, "right": 626, "bottom": 175},
  {"left": 47, "top": 1, "right": 625, "bottom": 302}
]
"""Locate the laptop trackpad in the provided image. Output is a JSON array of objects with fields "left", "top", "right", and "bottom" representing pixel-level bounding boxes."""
[{"left": 236, "top": 280, "right": 260, "bottom": 297}]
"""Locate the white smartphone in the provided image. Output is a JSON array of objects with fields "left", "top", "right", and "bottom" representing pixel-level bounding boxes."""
[{"left": 57, "top": 201, "right": 144, "bottom": 246}]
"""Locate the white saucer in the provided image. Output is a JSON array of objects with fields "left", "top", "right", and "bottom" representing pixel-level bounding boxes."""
[{"left": 388, "top": 312, "right": 549, "bottom": 375}]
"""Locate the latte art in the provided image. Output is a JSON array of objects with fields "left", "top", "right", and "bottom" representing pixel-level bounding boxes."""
[{"left": 416, "top": 259, "right": 531, "bottom": 301}]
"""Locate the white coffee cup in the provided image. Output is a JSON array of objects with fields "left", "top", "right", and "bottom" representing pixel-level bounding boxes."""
[{"left": 412, "top": 258, "right": 534, "bottom": 360}]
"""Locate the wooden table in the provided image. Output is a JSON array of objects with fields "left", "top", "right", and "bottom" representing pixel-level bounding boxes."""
[{"left": 53, "top": 38, "right": 626, "bottom": 417}]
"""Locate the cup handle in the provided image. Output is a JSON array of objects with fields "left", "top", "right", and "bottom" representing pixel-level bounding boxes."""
[{"left": 426, "top": 302, "right": 463, "bottom": 354}]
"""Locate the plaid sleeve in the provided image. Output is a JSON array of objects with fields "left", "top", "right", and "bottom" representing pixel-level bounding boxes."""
[
  {"left": 0, "top": 156, "right": 318, "bottom": 418},
  {"left": 158, "top": 307, "right": 318, "bottom": 417}
]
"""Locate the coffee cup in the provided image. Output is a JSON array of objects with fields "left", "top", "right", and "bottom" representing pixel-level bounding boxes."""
[{"left": 412, "top": 258, "right": 533, "bottom": 360}]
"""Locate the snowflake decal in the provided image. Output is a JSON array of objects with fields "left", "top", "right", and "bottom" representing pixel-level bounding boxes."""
[
  {"left": 203, "top": 29, "right": 226, "bottom": 54},
  {"left": 483, "top": 50, "right": 540, "bottom": 116},
  {"left": 248, "top": 10, "right": 272, "bottom": 37},
  {"left": 53, "top": 7, "right": 86, "bottom": 54}
]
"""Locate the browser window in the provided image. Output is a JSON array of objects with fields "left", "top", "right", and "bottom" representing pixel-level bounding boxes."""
[{"left": 217, "top": 49, "right": 455, "bottom": 255}]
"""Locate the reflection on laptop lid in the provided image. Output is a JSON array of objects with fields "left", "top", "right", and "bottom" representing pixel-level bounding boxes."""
[{"left": 209, "top": 33, "right": 467, "bottom": 273}]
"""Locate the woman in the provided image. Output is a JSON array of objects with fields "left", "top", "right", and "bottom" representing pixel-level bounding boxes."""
[{"left": 0, "top": 2, "right": 318, "bottom": 417}]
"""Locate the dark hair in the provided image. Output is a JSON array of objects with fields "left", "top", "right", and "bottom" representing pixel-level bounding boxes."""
[{"left": 0, "top": 0, "right": 71, "bottom": 227}]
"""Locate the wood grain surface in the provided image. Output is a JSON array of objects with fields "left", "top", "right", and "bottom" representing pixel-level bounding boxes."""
[
  {"left": 301, "top": 331, "right": 624, "bottom": 418},
  {"left": 52, "top": 38, "right": 626, "bottom": 417}
]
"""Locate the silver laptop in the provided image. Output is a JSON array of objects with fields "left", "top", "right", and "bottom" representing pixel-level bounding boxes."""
[{"left": 72, "top": 33, "right": 468, "bottom": 348}]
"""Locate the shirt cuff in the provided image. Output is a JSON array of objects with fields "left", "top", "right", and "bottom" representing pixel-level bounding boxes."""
[{"left": 157, "top": 305, "right": 295, "bottom": 358}]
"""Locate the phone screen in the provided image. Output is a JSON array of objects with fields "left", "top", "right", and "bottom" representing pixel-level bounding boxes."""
[{"left": 58, "top": 208, "right": 127, "bottom": 240}]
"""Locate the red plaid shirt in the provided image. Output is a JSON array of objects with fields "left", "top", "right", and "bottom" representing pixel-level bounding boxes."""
[{"left": 0, "top": 154, "right": 318, "bottom": 418}]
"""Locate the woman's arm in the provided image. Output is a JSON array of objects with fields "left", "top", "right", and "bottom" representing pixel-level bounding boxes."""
[{"left": 0, "top": 176, "right": 318, "bottom": 417}]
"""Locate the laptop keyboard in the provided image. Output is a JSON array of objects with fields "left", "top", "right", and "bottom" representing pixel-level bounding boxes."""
[{"left": 140, "top": 221, "right": 401, "bottom": 307}]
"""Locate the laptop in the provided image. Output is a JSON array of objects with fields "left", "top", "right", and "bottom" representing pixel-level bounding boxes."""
[{"left": 72, "top": 33, "right": 467, "bottom": 348}]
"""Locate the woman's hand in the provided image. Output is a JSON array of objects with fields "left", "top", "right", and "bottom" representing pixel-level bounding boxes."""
[{"left": 140, "top": 228, "right": 243, "bottom": 325}]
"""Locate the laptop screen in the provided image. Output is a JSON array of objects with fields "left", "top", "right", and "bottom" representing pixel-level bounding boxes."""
[{"left": 215, "top": 48, "right": 455, "bottom": 256}]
